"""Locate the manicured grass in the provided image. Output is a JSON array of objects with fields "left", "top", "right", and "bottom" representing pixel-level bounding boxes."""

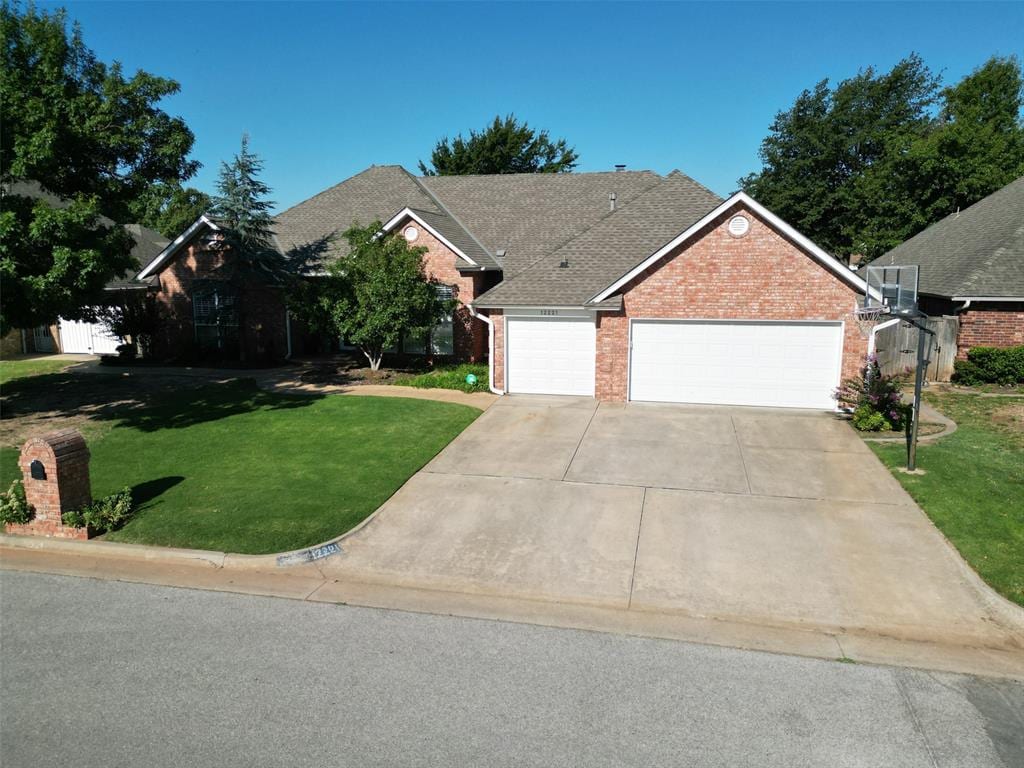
[
  {"left": 2, "top": 376, "right": 479, "bottom": 553},
  {"left": 869, "top": 392, "right": 1023, "bottom": 607},
  {"left": 393, "top": 362, "right": 489, "bottom": 393},
  {"left": 0, "top": 357, "right": 72, "bottom": 385}
]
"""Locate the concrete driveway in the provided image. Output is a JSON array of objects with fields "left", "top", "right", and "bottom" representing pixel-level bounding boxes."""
[{"left": 322, "top": 396, "right": 1023, "bottom": 651}]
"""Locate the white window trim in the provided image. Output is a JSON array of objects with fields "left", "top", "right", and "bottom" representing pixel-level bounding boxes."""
[
  {"left": 588, "top": 192, "right": 872, "bottom": 304},
  {"left": 380, "top": 208, "right": 478, "bottom": 267},
  {"left": 137, "top": 215, "right": 221, "bottom": 280}
]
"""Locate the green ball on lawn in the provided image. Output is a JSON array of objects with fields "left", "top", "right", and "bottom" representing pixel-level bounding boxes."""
[{"left": 465, "top": 373, "right": 478, "bottom": 386}]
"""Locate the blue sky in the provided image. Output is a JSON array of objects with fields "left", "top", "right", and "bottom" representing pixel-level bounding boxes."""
[{"left": 46, "top": 1, "right": 1024, "bottom": 212}]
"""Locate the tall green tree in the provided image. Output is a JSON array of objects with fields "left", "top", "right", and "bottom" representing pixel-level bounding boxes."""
[
  {"left": 128, "top": 182, "right": 212, "bottom": 238},
  {"left": 0, "top": 1, "right": 198, "bottom": 332},
  {"left": 419, "top": 114, "right": 578, "bottom": 175},
  {"left": 742, "top": 54, "right": 1024, "bottom": 263},
  {"left": 288, "top": 222, "right": 451, "bottom": 371},
  {"left": 741, "top": 54, "right": 940, "bottom": 261},
  {"left": 208, "top": 134, "right": 285, "bottom": 362}
]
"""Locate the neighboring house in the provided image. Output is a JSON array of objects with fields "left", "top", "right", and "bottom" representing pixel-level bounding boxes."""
[
  {"left": 137, "top": 164, "right": 872, "bottom": 408},
  {"left": 879, "top": 176, "right": 1024, "bottom": 358},
  {"left": 1, "top": 182, "right": 169, "bottom": 356}
]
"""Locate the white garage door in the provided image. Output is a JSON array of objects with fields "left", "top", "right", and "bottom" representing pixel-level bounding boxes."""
[
  {"left": 507, "top": 317, "right": 596, "bottom": 396},
  {"left": 629, "top": 320, "right": 843, "bottom": 409},
  {"left": 58, "top": 318, "right": 121, "bottom": 355}
]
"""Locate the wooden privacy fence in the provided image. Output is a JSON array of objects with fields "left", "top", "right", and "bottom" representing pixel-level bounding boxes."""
[{"left": 873, "top": 316, "right": 959, "bottom": 382}]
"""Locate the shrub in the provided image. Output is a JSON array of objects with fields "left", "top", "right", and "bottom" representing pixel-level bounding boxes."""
[
  {"left": 393, "top": 363, "right": 489, "bottom": 393},
  {"left": 62, "top": 487, "right": 134, "bottom": 532},
  {"left": 0, "top": 480, "right": 34, "bottom": 525},
  {"left": 852, "top": 405, "right": 893, "bottom": 432},
  {"left": 834, "top": 356, "right": 910, "bottom": 432},
  {"left": 952, "top": 345, "right": 1024, "bottom": 386}
]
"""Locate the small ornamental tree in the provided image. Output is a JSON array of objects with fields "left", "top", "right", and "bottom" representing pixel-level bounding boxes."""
[{"left": 290, "top": 222, "right": 452, "bottom": 371}]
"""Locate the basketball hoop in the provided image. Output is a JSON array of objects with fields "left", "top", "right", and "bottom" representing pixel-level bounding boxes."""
[{"left": 854, "top": 305, "right": 887, "bottom": 339}]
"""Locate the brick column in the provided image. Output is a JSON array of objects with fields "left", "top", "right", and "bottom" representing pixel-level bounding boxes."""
[{"left": 6, "top": 429, "right": 92, "bottom": 539}]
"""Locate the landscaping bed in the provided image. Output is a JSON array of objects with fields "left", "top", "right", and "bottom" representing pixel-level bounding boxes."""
[
  {"left": 869, "top": 391, "right": 1023, "bottom": 607},
  {"left": 1, "top": 367, "right": 480, "bottom": 554}
]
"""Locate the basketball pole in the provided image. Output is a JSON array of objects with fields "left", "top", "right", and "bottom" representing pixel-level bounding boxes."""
[{"left": 902, "top": 315, "right": 935, "bottom": 472}]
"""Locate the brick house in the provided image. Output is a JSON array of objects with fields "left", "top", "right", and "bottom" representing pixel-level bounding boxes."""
[
  {"left": 136, "top": 164, "right": 872, "bottom": 408},
  {"left": 879, "top": 176, "right": 1024, "bottom": 359}
]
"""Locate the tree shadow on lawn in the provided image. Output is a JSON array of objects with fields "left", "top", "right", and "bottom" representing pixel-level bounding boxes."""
[
  {"left": 130, "top": 475, "right": 185, "bottom": 509},
  {"left": 0, "top": 371, "right": 324, "bottom": 447}
]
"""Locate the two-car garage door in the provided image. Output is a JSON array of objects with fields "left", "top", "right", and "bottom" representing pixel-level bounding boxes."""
[{"left": 629, "top": 320, "right": 843, "bottom": 410}]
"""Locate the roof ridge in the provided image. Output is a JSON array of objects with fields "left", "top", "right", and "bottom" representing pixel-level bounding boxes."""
[
  {"left": 417, "top": 169, "right": 660, "bottom": 181},
  {"left": 275, "top": 165, "right": 420, "bottom": 220},
  {"left": 405, "top": 167, "right": 495, "bottom": 260}
]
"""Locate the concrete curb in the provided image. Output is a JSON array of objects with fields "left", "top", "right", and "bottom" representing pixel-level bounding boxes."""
[{"left": 0, "top": 534, "right": 225, "bottom": 568}]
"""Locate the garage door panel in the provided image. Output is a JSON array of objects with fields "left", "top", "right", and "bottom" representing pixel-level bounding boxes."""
[
  {"left": 630, "top": 321, "right": 842, "bottom": 410},
  {"left": 507, "top": 318, "right": 595, "bottom": 397}
]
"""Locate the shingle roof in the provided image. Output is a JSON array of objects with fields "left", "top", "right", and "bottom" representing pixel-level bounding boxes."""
[
  {"left": 472, "top": 171, "right": 723, "bottom": 307},
  {"left": 880, "top": 176, "right": 1024, "bottom": 299},
  {"left": 273, "top": 165, "right": 440, "bottom": 268},
  {"left": 107, "top": 223, "right": 168, "bottom": 288},
  {"left": 419, "top": 170, "right": 662, "bottom": 275}
]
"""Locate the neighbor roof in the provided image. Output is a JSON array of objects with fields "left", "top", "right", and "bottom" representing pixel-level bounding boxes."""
[
  {"left": 880, "top": 176, "right": 1024, "bottom": 299},
  {"left": 4, "top": 180, "right": 170, "bottom": 289}
]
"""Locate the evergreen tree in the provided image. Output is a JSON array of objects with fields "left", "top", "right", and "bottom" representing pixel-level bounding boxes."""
[{"left": 209, "top": 134, "right": 285, "bottom": 362}]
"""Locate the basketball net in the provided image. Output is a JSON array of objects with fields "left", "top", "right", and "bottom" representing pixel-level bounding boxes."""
[{"left": 853, "top": 306, "right": 887, "bottom": 339}]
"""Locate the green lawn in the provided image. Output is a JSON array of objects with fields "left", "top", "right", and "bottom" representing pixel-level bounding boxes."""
[
  {"left": 869, "top": 392, "right": 1023, "bottom": 607},
  {"left": 0, "top": 357, "right": 73, "bottom": 385},
  {"left": 2, "top": 378, "right": 479, "bottom": 554}
]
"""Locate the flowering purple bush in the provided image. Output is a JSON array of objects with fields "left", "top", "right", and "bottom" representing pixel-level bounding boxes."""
[{"left": 834, "top": 356, "right": 910, "bottom": 432}]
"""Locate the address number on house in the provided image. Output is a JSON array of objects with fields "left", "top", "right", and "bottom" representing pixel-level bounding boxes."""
[{"left": 539, "top": 309, "right": 559, "bottom": 316}]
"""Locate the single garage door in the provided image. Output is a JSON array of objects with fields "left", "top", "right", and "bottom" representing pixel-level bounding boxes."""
[
  {"left": 58, "top": 318, "right": 121, "bottom": 355},
  {"left": 629, "top": 320, "right": 843, "bottom": 409},
  {"left": 507, "top": 317, "right": 595, "bottom": 396}
]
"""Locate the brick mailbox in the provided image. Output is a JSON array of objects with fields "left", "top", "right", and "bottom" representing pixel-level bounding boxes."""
[{"left": 6, "top": 429, "right": 93, "bottom": 539}]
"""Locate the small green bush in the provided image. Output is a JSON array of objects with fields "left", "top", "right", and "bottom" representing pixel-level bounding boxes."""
[
  {"left": 393, "top": 363, "right": 489, "bottom": 393},
  {"left": 851, "top": 405, "right": 893, "bottom": 432},
  {"left": 952, "top": 345, "right": 1024, "bottom": 386},
  {"left": 62, "top": 487, "right": 134, "bottom": 532},
  {"left": 0, "top": 480, "right": 34, "bottom": 525}
]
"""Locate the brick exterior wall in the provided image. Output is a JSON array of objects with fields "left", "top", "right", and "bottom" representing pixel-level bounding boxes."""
[
  {"left": 592, "top": 204, "right": 867, "bottom": 401},
  {"left": 151, "top": 231, "right": 289, "bottom": 364},
  {"left": 394, "top": 218, "right": 487, "bottom": 362},
  {"left": 490, "top": 309, "right": 505, "bottom": 391},
  {"left": 955, "top": 302, "right": 1024, "bottom": 358}
]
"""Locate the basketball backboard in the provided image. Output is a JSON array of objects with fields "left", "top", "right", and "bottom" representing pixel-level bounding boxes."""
[{"left": 863, "top": 264, "right": 919, "bottom": 316}]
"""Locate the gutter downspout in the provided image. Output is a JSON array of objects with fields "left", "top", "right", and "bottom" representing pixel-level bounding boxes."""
[
  {"left": 285, "top": 310, "right": 293, "bottom": 359},
  {"left": 467, "top": 304, "right": 504, "bottom": 395},
  {"left": 868, "top": 316, "right": 902, "bottom": 358},
  {"left": 954, "top": 299, "right": 972, "bottom": 315}
]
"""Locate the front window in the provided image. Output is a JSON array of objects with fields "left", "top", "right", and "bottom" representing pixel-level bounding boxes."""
[
  {"left": 192, "top": 284, "right": 238, "bottom": 351},
  {"left": 431, "top": 284, "right": 454, "bottom": 356}
]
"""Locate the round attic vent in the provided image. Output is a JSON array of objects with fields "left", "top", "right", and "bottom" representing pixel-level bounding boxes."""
[
  {"left": 728, "top": 215, "right": 750, "bottom": 237},
  {"left": 403, "top": 226, "right": 419, "bottom": 242}
]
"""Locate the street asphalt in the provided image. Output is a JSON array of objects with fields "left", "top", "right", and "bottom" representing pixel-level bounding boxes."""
[{"left": 1, "top": 570, "right": 1021, "bottom": 768}]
